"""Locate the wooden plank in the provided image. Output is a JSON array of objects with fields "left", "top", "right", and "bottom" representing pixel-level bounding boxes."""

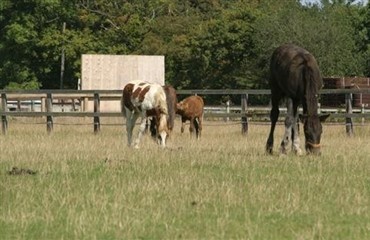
[
  {"left": 176, "top": 89, "right": 271, "bottom": 95},
  {"left": 2, "top": 88, "right": 370, "bottom": 96},
  {"left": 2, "top": 110, "right": 370, "bottom": 119}
]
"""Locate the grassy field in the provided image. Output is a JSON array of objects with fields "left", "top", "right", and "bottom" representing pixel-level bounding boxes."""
[{"left": 0, "top": 118, "right": 369, "bottom": 239}]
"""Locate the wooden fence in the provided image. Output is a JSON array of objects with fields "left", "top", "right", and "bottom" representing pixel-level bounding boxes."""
[{"left": 2, "top": 89, "right": 370, "bottom": 135}]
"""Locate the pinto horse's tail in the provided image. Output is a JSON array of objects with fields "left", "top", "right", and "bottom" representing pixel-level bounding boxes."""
[
  {"left": 121, "top": 93, "right": 127, "bottom": 118},
  {"left": 163, "top": 86, "right": 177, "bottom": 131}
]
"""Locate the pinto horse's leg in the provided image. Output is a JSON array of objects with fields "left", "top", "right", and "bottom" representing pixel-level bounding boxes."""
[
  {"left": 125, "top": 109, "right": 139, "bottom": 147},
  {"left": 292, "top": 101, "right": 302, "bottom": 155},
  {"left": 280, "top": 98, "right": 294, "bottom": 154},
  {"left": 266, "top": 95, "right": 280, "bottom": 154},
  {"left": 133, "top": 114, "right": 147, "bottom": 149}
]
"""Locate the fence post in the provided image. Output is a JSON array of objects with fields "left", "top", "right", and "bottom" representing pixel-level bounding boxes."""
[
  {"left": 1, "top": 93, "right": 8, "bottom": 134},
  {"left": 46, "top": 93, "right": 53, "bottom": 134},
  {"left": 17, "top": 100, "right": 21, "bottom": 111},
  {"left": 31, "top": 100, "right": 35, "bottom": 112},
  {"left": 94, "top": 93, "right": 100, "bottom": 133},
  {"left": 225, "top": 100, "right": 230, "bottom": 122},
  {"left": 41, "top": 97, "right": 46, "bottom": 112},
  {"left": 345, "top": 93, "right": 353, "bottom": 136},
  {"left": 241, "top": 94, "right": 248, "bottom": 135},
  {"left": 82, "top": 97, "right": 88, "bottom": 112}
]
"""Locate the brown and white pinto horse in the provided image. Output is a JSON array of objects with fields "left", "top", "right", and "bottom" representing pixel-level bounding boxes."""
[
  {"left": 176, "top": 95, "right": 204, "bottom": 139},
  {"left": 266, "top": 44, "right": 329, "bottom": 155},
  {"left": 149, "top": 85, "right": 178, "bottom": 139},
  {"left": 122, "top": 81, "right": 169, "bottom": 148}
]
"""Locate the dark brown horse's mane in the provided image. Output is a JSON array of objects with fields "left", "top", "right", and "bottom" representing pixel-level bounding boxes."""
[{"left": 303, "top": 54, "right": 323, "bottom": 115}]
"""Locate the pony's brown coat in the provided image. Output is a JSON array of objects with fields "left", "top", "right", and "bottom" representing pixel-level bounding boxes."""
[{"left": 176, "top": 95, "right": 204, "bottom": 139}]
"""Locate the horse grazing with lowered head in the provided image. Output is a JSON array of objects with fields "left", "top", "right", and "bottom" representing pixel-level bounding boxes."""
[
  {"left": 176, "top": 95, "right": 204, "bottom": 139},
  {"left": 266, "top": 44, "right": 329, "bottom": 155},
  {"left": 149, "top": 85, "right": 178, "bottom": 139},
  {"left": 122, "top": 81, "right": 169, "bottom": 148}
]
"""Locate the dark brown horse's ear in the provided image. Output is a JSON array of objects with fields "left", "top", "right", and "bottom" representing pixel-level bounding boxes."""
[
  {"left": 298, "top": 114, "right": 307, "bottom": 123},
  {"left": 320, "top": 113, "right": 330, "bottom": 122}
]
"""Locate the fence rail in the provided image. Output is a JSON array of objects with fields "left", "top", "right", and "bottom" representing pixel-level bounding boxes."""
[{"left": 1, "top": 89, "right": 369, "bottom": 135}]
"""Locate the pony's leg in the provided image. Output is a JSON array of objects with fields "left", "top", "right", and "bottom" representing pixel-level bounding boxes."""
[
  {"left": 145, "top": 118, "right": 150, "bottom": 134},
  {"left": 280, "top": 98, "right": 294, "bottom": 154},
  {"left": 292, "top": 101, "right": 302, "bottom": 155},
  {"left": 194, "top": 118, "right": 199, "bottom": 139},
  {"left": 266, "top": 95, "right": 280, "bottom": 154},
  {"left": 189, "top": 117, "right": 195, "bottom": 137},
  {"left": 197, "top": 114, "right": 203, "bottom": 139},
  {"left": 181, "top": 118, "right": 185, "bottom": 133}
]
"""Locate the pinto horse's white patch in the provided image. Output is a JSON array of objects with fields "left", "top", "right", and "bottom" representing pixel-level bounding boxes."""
[{"left": 122, "top": 81, "right": 168, "bottom": 148}]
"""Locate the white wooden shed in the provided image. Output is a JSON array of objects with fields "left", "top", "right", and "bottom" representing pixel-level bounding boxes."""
[{"left": 81, "top": 54, "right": 165, "bottom": 112}]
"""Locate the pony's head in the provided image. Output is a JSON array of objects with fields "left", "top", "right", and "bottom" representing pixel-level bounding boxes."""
[{"left": 299, "top": 113, "right": 330, "bottom": 155}]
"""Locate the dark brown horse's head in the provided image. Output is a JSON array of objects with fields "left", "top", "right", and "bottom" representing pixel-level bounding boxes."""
[{"left": 299, "top": 114, "right": 330, "bottom": 155}]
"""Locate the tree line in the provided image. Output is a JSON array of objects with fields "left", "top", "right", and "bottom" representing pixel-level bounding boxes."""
[{"left": 0, "top": 0, "right": 369, "bottom": 94}]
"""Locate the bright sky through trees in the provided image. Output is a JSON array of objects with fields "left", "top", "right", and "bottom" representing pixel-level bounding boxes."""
[{"left": 301, "top": 0, "right": 368, "bottom": 5}]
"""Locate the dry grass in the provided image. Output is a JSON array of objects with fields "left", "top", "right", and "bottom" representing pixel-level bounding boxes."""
[{"left": 0, "top": 118, "right": 369, "bottom": 239}]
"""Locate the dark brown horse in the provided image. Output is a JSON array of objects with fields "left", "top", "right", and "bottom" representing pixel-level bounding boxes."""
[
  {"left": 266, "top": 44, "right": 329, "bottom": 155},
  {"left": 149, "top": 85, "right": 178, "bottom": 139}
]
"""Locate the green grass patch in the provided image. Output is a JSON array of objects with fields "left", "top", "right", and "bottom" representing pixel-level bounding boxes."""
[{"left": 0, "top": 120, "right": 369, "bottom": 239}]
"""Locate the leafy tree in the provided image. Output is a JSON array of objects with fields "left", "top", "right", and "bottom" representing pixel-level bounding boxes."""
[
  {"left": 251, "top": 0, "right": 367, "bottom": 87},
  {"left": 0, "top": 0, "right": 368, "bottom": 91}
]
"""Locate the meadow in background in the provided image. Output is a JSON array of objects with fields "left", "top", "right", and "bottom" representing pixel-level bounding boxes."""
[{"left": 0, "top": 118, "right": 369, "bottom": 239}]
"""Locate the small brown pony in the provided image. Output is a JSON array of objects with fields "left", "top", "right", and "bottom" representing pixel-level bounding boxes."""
[
  {"left": 176, "top": 95, "right": 204, "bottom": 139},
  {"left": 266, "top": 44, "right": 329, "bottom": 155}
]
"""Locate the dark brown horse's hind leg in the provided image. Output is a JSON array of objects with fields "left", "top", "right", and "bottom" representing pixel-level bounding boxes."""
[{"left": 266, "top": 103, "right": 280, "bottom": 154}]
